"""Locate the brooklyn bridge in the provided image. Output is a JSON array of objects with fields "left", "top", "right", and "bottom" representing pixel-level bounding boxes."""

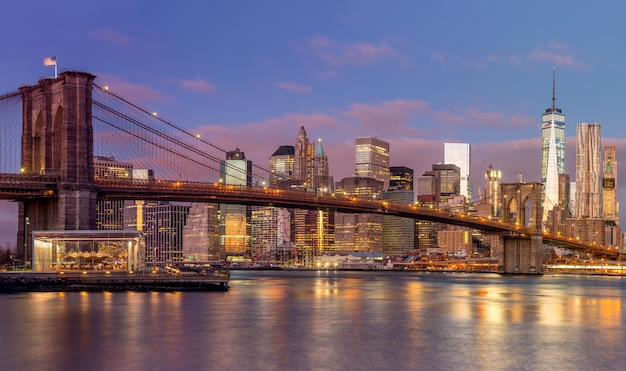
[{"left": 0, "top": 71, "right": 620, "bottom": 274}]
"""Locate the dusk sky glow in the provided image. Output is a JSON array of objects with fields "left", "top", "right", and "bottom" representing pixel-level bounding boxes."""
[{"left": 2, "top": 1, "right": 626, "bottom": 244}]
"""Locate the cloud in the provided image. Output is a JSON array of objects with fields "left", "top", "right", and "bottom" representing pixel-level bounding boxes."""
[
  {"left": 95, "top": 72, "right": 169, "bottom": 103},
  {"left": 475, "top": 54, "right": 501, "bottom": 69},
  {"left": 340, "top": 99, "right": 430, "bottom": 134},
  {"left": 509, "top": 54, "right": 522, "bottom": 65},
  {"left": 432, "top": 109, "right": 468, "bottom": 124},
  {"left": 176, "top": 78, "right": 215, "bottom": 94},
  {"left": 527, "top": 41, "right": 588, "bottom": 70},
  {"left": 307, "top": 35, "right": 400, "bottom": 67},
  {"left": 86, "top": 28, "right": 132, "bottom": 46},
  {"left": 507, "top": 114, "right": 534, "bottom": 129},
  {"left": 432, "top": 107, "right": 533, "bottom": 131},
  {"left": 464, "top": 107, "right": 505, "bottom": 126},
  {"left": 193, "top": 112, "right": 341, "bottom": 169},
  {"left": 431, "top": 50, "right": 452, "bottom": 67},
  {"left": 431, "top": 51, "right": 500, "bottom": 69},
  {"left": 273, "top": 82, "right": 312, "bottom": 93}
]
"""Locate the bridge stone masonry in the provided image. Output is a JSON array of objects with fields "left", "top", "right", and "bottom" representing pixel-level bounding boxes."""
[
  {"left": 17, "top": 72, "right": 98, "bottom": 260},
  {"left": 496, "top": 182, "right": 544, "bottom": 274},
  {"left": 4, "top": 71, "right": 616, "bottom": 274}
]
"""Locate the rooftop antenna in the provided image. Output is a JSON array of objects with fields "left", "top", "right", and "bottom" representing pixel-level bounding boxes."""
[{"left": 552, "top": 66, "right": 556, "bottom": 112}]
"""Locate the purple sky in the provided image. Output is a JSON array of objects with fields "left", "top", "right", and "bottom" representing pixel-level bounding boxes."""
[{"left": 2, "top": 1, "right": 626, "bottom": 245}]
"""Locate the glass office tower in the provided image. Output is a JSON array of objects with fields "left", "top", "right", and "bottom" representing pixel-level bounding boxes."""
[{"left": 541, "top": 70, "right": 566, "bottom": 221}]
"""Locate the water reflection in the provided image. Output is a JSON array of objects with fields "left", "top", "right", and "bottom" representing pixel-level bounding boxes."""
[{"left": 1, "top": 272, "right": 626, "bottom": 370}]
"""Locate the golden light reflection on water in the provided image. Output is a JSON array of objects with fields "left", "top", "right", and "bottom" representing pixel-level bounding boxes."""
[{"left": 3, "top": 273, "right": 626, "bottom": 370}]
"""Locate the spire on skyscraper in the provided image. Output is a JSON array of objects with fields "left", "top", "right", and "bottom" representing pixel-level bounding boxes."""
[
  {"left": 315, "top": 138, "right": 326, "bottom": 157},
  {"left": 546, "top": 66, "right": 562, "bottom": 114}
]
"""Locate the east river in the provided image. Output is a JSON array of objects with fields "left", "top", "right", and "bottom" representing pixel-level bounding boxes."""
[{"left": 1, "top": 271, "right": 625, "bottom": 370}]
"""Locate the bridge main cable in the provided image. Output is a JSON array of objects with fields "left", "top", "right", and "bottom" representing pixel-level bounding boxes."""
[{"left": 94, "top": 84, "right": 270, "bottom": 184}]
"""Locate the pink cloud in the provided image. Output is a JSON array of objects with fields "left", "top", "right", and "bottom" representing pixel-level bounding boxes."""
[
  {"left": 193, "top": 112, "right": 341, "bottom": 170},
  {"left": 433, "top": 109, "right": 468, "bottom": 124},
  {"left": 432, "top": 107, "right": 533, "bottom": 131},
  {"left": 273, "top": 82, "right": 312, "bottom": 93},
  {"left": 507, "top": 114, "right": 534, "bottom": 129},
  {"left": 509, "top": 54, "right": 522, "bottom": 65},
  {"left": 87, "top": 28, "right": 132, "bottom": 46},
  {"left": 308, "top": 35, "right": 399, "bottom": 67},
  {"left": 464, "top": 107, "right": 505, "bottom": 126},
  {"left": 527, "top": 42, "right": 588, "bottom": 70},
  {"left": 475, "top": 54, "right": 501, "bottom": 69},
  {"left": 95, "top": 72, "right": 169, "bottom": 103},
  {"left": 341, "top": 100, "right": 431, "bottom": 133},
  {"left": 432, "top": 51, "right": 501, "bottom": 70},
  {"left": 431, "top": 50, "right": 452, "bottom": 66},
  {"left": 176, "top": 78, "right": 215, "bottom": 94}
]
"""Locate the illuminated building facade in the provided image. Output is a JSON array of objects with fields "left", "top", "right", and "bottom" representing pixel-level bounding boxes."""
[
  {"left": 143, "top": 202, "right": 190, "bottom": 264},
  {"left": 269, "top": 145, "right": 294, "bottom": 187},
  {"left": 428, "top": 164, "right": 460, "bottom": 206},
  {"left": 220, "top": 148, "right": 252, "bottom": 259},
  {"left": 93, "top": 156, "right": 133, "bottom": 230},
  {"left": 182, "top": 203, "right": 221, "bottom": 262},
  {"left": 334, "top": 177, "right": 384, "bottom": 253},
  {"left": 602, "top": 146, "right": 622, "bottom": 247},
  {"left": 313, "top": 138, "right": 332, "bottom": 193},
  {"left": 383, "top": 189, "right": 416, "bottom": 257},
  {"left": 603, "top": 145, "right": 618, "bottom": 224},
  {"left": 575, "top": 123, "right": 602, "bottom": 219},
  {"left": 416, "top": 173, "right": 440, "bottom": 251},
  {"left": 292, "top": 127, "right": 334, "bottom": 261},
  {"left": 541, "top": 71, "right": 566, "bottom": 221},
  {"left": 485, "top": 167, "right": 501, "bottom": 217},
  {"left": 444, "top": 143, "right": 471, "bottom": 202},
  {"left": 263, "top": 145, "right": 297, "bottom": 262},
  {"left": 355, "top": 136, "right": 390, "bottom": 190},
  {"left": 390, "top": 166, "right": 414, "bottom": 191},
  {"left": 294, "top": 125, "right": 315, "bottom": 188},
  {"left": 437, "top": 229, "right": 472, "bottom": 256}
]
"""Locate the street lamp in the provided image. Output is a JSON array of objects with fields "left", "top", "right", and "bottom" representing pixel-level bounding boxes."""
[{"left": 24, "top": 216, "right": 30, "bottom": 270}]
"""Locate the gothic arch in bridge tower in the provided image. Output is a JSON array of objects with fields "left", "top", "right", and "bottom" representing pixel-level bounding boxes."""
[
  {"left": 497, "top": 182, "right": 544, "bottom": 274},
  {"left": 17, "top": 72, "right": 99, "bottom": 262},
  {"left": 500, "top": 182, "right": 543, "bottom": 232}
]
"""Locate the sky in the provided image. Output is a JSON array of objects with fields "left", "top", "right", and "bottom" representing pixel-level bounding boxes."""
[{"left": 2, "top": 0, "right": 626, "bottom": 244}]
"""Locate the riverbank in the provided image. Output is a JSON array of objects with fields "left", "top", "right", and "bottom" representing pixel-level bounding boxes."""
[{"left": 0, "top": 270, "right": 229, "bottom": 293}]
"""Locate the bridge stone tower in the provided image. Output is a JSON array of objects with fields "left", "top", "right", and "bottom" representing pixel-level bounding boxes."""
[
  {"left": 496, "top": 182, "right": 544, "bottom": 274},
  {"left": 17, "top": 72, "right": 98, "bottom": 261}
]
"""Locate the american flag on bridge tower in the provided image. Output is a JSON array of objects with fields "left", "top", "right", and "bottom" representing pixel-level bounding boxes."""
[
  {"left": 43, "top": 56, "right": 58, "bottom": 78},
  {"left": 43, "top": 56, "right": 57, "bottom": 66}
]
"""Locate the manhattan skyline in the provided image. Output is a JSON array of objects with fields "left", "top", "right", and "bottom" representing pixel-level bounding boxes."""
[{"left": 1, "top": 1, "right": 626, "bottom": 241}]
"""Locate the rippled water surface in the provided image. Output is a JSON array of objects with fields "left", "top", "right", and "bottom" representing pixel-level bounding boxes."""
[{"left": 1, "top": 271, "right": 625, "bottom": 370}]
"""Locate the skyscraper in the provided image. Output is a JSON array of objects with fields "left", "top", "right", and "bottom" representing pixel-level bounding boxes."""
[
  {"left": 603, "top": 145, "right": 619, "bottom": 224},
  {"left": 541, "top": 69, "right": 566, "bottom": 221},
  {"left": 312, "top": 138, "right": 331, "bottom": 193},
  {"left": 575, "top": 123, "right": 602, "bottom": 218},
  {"left": 355, "top": 136, "right": 390, "bottom": 190},
  {"left": 220, "top": 148, "right": 252, "bottom": 259},
  {"left": 384, "top": 165, "right": 415, "bottom": 256},
  {"left": 390, "top": 166, "right": 414, "bottom": 191},
  {"left": 294, "top": 125, "right": 314, "bottom": 188},
  {"left": 334, "top": 177, "right": 384, "bottom": 253},
  {"left": 292, "top": 127, "right": 334, "bottom": 261},
  {"left": 428, "top": 164, "right": 460, "bottom": 205},
  {"left": 269, "top": 145, "right": 294, "bottom": 187},
  {"left": 485, "top": 166, "right": 502, "bottom": 218},
  {"left": 143, "top": 202, "right": 190, "bottom": 264},
  {"left": 444, "top": 143, "right": 471, "bottom": 202},
  {"left": 93, "top": 156, "right": 133, "bottom": 230}
]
